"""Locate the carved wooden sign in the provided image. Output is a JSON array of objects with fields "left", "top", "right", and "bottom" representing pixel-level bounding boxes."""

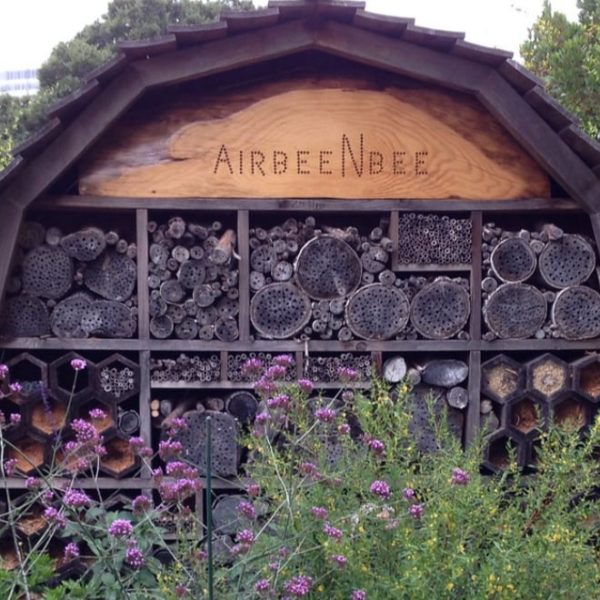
[{"left": 80, "top": 87, "right": 550, "bottom": 199}]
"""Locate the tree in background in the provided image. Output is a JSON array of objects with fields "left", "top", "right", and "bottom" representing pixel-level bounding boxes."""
[
  {"left": 521, "top": 0, "right": 600, "bottom": 140},
  {"left": 0, "top": 0, "right": 254, "bottom": 169}
]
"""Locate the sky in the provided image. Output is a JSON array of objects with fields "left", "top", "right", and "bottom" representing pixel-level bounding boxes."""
[{"left": 0, "top": 0, "right": 580, "bottom": 71}]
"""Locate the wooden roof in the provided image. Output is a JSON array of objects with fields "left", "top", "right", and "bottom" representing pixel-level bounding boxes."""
[{"left": 1, "top": 0, "right": 599, "bottom": 211}]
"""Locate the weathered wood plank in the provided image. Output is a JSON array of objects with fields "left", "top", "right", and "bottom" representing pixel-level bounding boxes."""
[
  {"left": 136, "top": 209, "right": 150, "bottom": 339},
  {"left": 138, "top": 349, "right": 152, "bottom": 478},
  {"left": 470, "top": 211, "right": 482, "bottom": 341},
  {"left": 237, "top": 210, "right": 250, "bottom": 341},
  {"left": 466, "top": 350, "right": 481, "bottom": 445}
]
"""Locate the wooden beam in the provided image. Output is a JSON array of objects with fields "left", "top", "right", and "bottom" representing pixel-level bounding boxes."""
[
  {"left": 0, "top": 202, "right": 23, "bottom": 305},
  {"left": 477, "top": 72, "right": 600, "bottom": 213}
]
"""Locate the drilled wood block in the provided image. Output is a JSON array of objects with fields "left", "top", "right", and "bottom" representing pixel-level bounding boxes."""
[
  {"left": 552, "top": 286, "right": 600, "bottom": 340},
  {"left": 0, "top": 295, "right": 50, "bottom": 337},
  {"left": 295, "top": 235, "right": 362, "bottom": 300},
  {"left": 22, "top": 245, "right": 73, "bottom": 299},
  {"left": 490, "top": 237, "right": 536, "bottom": 283},
  {"left": 83, "top": 250, "right": 136, "bottom": 301},
  {"left": 539, "top": 234, "right": 596, "bottom": 288}
]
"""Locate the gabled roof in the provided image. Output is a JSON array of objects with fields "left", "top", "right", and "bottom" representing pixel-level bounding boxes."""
[{"left": 1, "top": 0, "right": 599, "bottom": 212}]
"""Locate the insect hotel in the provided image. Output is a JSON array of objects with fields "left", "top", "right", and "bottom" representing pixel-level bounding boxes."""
[{"left": 0, "top": 0, "right": 599, "bottom": 544}]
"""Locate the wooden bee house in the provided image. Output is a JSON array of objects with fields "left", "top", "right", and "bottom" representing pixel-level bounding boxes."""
[{"left": 1, "top": 0, "right": 600, "bottom": 494}]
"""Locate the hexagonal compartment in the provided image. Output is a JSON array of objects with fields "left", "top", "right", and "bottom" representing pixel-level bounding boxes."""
[
  {"left": 15, "top": 501, "right": 47, "bottom": 538},
  {"left": 553, "top": 397, "right": 590, "bottom": 432},
  {"left": 483, "top": 430, "right": 520, "bottom": 472},
  {"left": 481, "top": 355, "right": 524, "bottom": 404},
  {"left": 6, "top": 353, "right": 47, "bottom": 403},
  {"left": 49, "top": 353, "right": 94, "bottom": 404},
  {"left": 30, "top": 396, "right": 69, "bottom": 438},
  {"left": 0, "top": 537, "right": 19, "bottom": 570},
  {"left": 94, "top": 354, "right": 140, "bottom": 403},
  {"left": 100, "top": 435, "right": 139, "bottom": 478},
  {"left": 508, "top": 397, "right": 544, "bottom": 435},
  {"left": 526, "top": 353, "right": 570, "bottom": 402},
  {"left": 573, "top": 355, "right": 600, "bottom": 403},
  {"left": 76, "top": 398, "right": 117, "bottom": 436},
  {"left": 7, "top": 434, "right": 46, "bottom": 475}
]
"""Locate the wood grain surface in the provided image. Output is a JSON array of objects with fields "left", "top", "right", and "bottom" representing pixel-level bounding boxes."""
[{"left": 79, "top": 78, "right": 550, "bottom": 199}]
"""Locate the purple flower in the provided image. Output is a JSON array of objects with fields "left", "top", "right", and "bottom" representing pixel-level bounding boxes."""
[
  {"left": 71, "top": 419, "right": 100, "bottom": 443},
  {"left": 70, "top": 358, "right": 87, "bottom": 371},
  {"left": 368, "top": 439, "right": 385, "bottom": 455},
  {"left": 132, "top": 495, "right": 153, "bottom": 514},
  {"left": 129, "top": 436, "right": 145, "bottom": 449},
  {"left": 272, "top": 354, "right": 294, "bottom": 368},
  {"left": 264, "top": 365, "right": 287, "bottom": 381},
  {"left": 310, "top": 506, "right": 328, "bottom": 520},
  {"left": 338, "top": 423, "right": 351, "bottom": 434},
  {"left": 341, "top": 390, "right": 354, "bottom": 402},
  {"left": 43, "top": 507, "right": 66, "bottom": 528},
  {"left": 255, "top": 579, "right": 271, "bottom": 594},
  {"left": 108, "top": 518, "right": 133, "bottom": 537},
  {"left": 8, "top": 382, "right": 22, "bottom": 394},
  {"left": 167, "top": 417, "right": 188, "bottom": 436},
  {"left": 284, "top": 574, "right": 313, "bottom": 597},
  {"left": 451, "top": 467, "right": 471, "bottom": 486},
  {"left": 370, "top": 480, "right": 391, "bottom": 500},
  {"left": 255, "top": 411, "right": 271, "bottom": 425},
  {"left": 9, "top": 413, "right": 21, "bottom": 426},
  {"left": 175, "top": 584, "right": 189, "bottom": 597},
  {"left": 158, "top": 439, "right": 183, "bottom": 459},
  {"left": 409, "top": 504, "right": 424, "bottom": 520},
  {"left": 3, "top": 459, "right": 17, "bottom": 476},
  {"left": 323, "top": 522, "right": 343, "bottom": 540},
  {"left": 165, "top": 461, "right": 198, "bottom": 479},
  {"left": 88, "top": 408, "right": 107, "bottom": 420},
  {"left": 253, "top": 377, "right": 277, "bottom": 397},
  {"left": 297, "top": 379, "right": 314, "bottom": 393},
  {"left": 63, "top": 543, "right": 80, "bottom": 562},
  {"left": 242, "top": 358, "right": 264, "bottom": 377},
  {"left": 159, "top": 478, "right": 201, "bottom": 503},
  {"left": 314, "top": 407, "right": 337, "bottom": 423},
  {"left": 125, "top": 545, "right": 145, "bottom": 569},
  {"left": 266, "top": 394, "right": 290, "bottom": 410},
  {"left": 236, "top": 529, "right": 255, "bottom": 545},
  {"left": 238, "top": 500, "right": 257, "bottom": 520},
  {"left": 351, "top": 590, "right": 367, "bottom": 600},
  {"left": 330, "top": 554, "right": 347, "bottom": 568},
  {"left": 0, "top": 364, "right": 8, "bottom": 379},
  {"left": 299, "top": 462, "right": 318, "bottom": 476},
  {"left": 402, "top": 487, "right": 416, "bottom": 500},
  {"left": 63, "top": 489, "right": 91, "bottom": 508},
  {"left": 338, "top": 367, "right": 359, "bottom": 382},
  {"left": 25, "top": 477, "right": 41, "bottom": 489},
  {"left": 246, "top": 482, "right": 260, "bottom": 497}
]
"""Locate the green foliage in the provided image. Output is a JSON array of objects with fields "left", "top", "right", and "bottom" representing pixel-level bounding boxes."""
[
  {"left": 521, "top": 0, "right": 600, "bottom": 139},
  {"left": 1, "top": 0, "right": 255, "bottom": 162},
  {"left": 0, "top": 95, "right": 28, "bottom": 169}
]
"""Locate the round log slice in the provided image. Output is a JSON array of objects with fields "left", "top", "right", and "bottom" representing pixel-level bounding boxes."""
[
  {"left": 81, "top": 300, "right": 135, "bottom": 338},
  {"left": 83, "top": 251, "right": 136, "bottom": 301},
  {"left": 50, "top": 292, "right": 94, "bottom": 338},
  {"left": 410, "top": 280, "right": 470, "bottom": 339},
  {"left": 484, "top": 283, "right": 547, "bottom": 339},
  {"left": 552, "top": 286, "right": 600, "bottom": 340},
  {"left": 490, "top": 237, "right": 536, "bottom": 283},
  {"left": 539, "top": 234, "right": 596, "bottom": 288},
  {"left": 60, "top": 227, "right": 106, "bottom": 261},
  {"left": 251, "top": 282, "right": 312, "bottom": 339},
  {"left": 22, "top": 245, "right": 73, "bottom": 300},
  {"left": 345, "top": 284, "right": 409, "bottom": 340},
  {"left": 0, "top": 294, "right": 50, "bottom": 337},
  {"left": 226, "top": 391, "right": 259, "bottom": 424},
  {"left": 177, "top": 260, "right": 206, "bottom": 289},
  {"left": 295, "top": 236, "right": 362, "bottom": 300}
]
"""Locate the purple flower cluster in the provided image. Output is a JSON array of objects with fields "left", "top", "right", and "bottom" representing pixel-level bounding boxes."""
[
  {"left": 132, "top": 494, "right": 153, "bottom": 514},
  {"left": 158, "top": 439, "right": 183, "bottom": 460},
  {"left": 402, "top": 487, "right": 416, "bottom": 500},
  {"left": 330, "top": 554, "right": 347, "bottom": 568},
  {"left": 242, "top": 358, "right": 264, "bottom": 378},
  {"left": 63, "top": 417, "right": 106, "bottom": 472},
  {"left": 108, "top": 518, "right": 133, "bottom": 538},
  {"left": 409, "top": 504, "right": 424, "bottom": 520},
  {"left": 310, "top": 506, "right": 328, "bottom": 520},
  {"left": 370, "top": 480, "right": 391, "bottom": 500},
  {"left": 267, "top": 394, "right": 290, "bottom": 410},
  {"left": 451, "top": 467, "right": 471, "bottom": 486},
  {"left": 283, "top": 574, "right": 313, "bottom": 597},
  {"left": 367, "top": 438, "right": 385, "bottom": 455},
  {"left": 3, "top": 459, "right": 17, "bottom": 476},
  {"left": 159, "top": 478, "right": 201, "bottom": 503},
  {"left": 63, "top": 543, "right": 80, "bottom": 562},
  {"left": 297, "top": 378, "right": 314, "bottom": 393},
  {"left": 323, "top": 522, "right": 343, "bottom": 540},
  {"left": 70, "top": 358, "right": 87, "bottom": 371},
  {"left": 351, "top": 590, "right": 367, "bottom": 600},
  {"left": 272, "top": 354, "right": 294, "bottom": 368},
  {"left": 125, "top": 544, "right": 145, "bottom": 569},
  {"left": 9, "top": 382, "right": 22, "bottom": 394},
  {"left": 63, "top": 489, "right": 91, "bottom": 508},
  {"left": 338, "top": 423, "right": 351, "bottom": 434},
  {"left": 299, "top": 462, "right": 319, "bottom": 476},
  {"left": 246, "top": 482, "right": 260, "bottom": 497},
  {"left": 88, "top": 408, "right": 107, "bottom": 420},
  {"left": 314, "top": 407, "right": 337, "bottom": 423},
  {"left": 238, "top": 500, "right": 257, "bottom": 520},
  {"left": 9, "top": 413, "right": 21, "bottom": 426},
  {"left": 43, "top": 507, "right": 66, "bottom": 528},
  {"left": 0, "top": 364, "right": 8, "bottom": 379},
  {"left": 338, "top": 366, "right": 359, "bottom": 382},
  {"left": 255, "top": 579, "right": 271, "bottom": 594}
]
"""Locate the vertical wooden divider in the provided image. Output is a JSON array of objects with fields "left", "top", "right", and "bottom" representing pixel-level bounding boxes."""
[
  {"left": 466, "top": 211, "right": 483, "bottom": 445},
  {"left": 220, "top": 350, "right": 228, "bottom": 383},
  {"left": 295, "top": 351, "right": 304, "bottom": 380},
  {"left": 139, "top": 349, "right": 152, "bottom": 480},
  {"left": 237, "top": 210, "right": 250, "bottom": 342}
]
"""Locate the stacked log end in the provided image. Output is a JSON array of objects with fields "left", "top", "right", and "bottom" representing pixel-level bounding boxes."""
[
  {"left": 482, "top": 222, "right": 599, "bottom": 340},
  {"left": 148, "top": 217, "right": 239, "bottom": 341},
  {"left": 1, "top": 222, "right": 138, "bottom": 338}
]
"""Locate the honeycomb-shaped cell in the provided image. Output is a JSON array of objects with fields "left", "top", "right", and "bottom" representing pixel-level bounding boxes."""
[
  {"left": 573, "top": 355, "right": 600, "bottom": 403},
  {"left": 30, "top": 395, "right": 69, "bottom": 438},
  {"left": 94, "top": 354, "right": 140, "bottom": 403},
  {"left": 76, "top": 398, "right": 117, "bottom": 435},
  {"left": 481, "top": 355, "right": 524, "bottom": 404},
  {"left": 0, "top": 537, "right": 20, "bottom": 570},
  {"left": 483, "top": 429, "right": 521, "bottom": 472},
  {"left": 49, "top": 353, "right": 94, "bottom": 404},
  {"left": 553, "top": 397, "right": 591, "bottom": 432},
  {"left": 15, "top": 501, "right": 47, "bottom": 538},
  {"left": 7, "top": 434, "right": 46, "bottom": 475},
  {"left": 100, "top": 435, "right": 139, "bottom": 478},
  {"left": 508, "top": 397, "right": 544, "bottom": 435},
  {"left": 6, "top": 352, "right": 47, "bottom": 403},
  {"left": 526, "top": 354, "right": 570, "bottom": 402}
]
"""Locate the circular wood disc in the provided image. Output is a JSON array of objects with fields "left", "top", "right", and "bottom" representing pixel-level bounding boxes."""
[
  {"left": 490, "top": 237, "right": 536, "bottom": 283},
  {"left": 295, "top": 235, "right": 362, "bottom": 300},
  {"left": 0, "top": 294, "right": 50, "bottom": 337},
  {"left": 50, "top": 292, "right": 94, "bottom": 338},
  {"left": 83, "top": 251, "right": 136, "bottom": 301},
  {"left": 251, "top": 282, "right": 312, "bottom": 339},
  {"left": 150, "top": 315, "right": 174, "bottom": 339},
  {"left": 410, "top": 280, "right": 470, "bottom": 339},
  {"left": 539, "top": 234, "right": 596, "bottom": 288},
  {"left": 346, "top": 283, "right": 409, "bottom": 340},
  {"left": 22, "top": 245, "right": 73, "bottom": 300},
  {"left": 552, "top": 286, "right": 600, "bottom": 340},
  {"left": 484, "top": 283, "right": 547, "bottom": 339}
]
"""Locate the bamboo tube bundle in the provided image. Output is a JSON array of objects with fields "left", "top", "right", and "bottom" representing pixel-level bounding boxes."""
[{"left": 150, "top": 354, "right": 221, "bottom": 383}]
